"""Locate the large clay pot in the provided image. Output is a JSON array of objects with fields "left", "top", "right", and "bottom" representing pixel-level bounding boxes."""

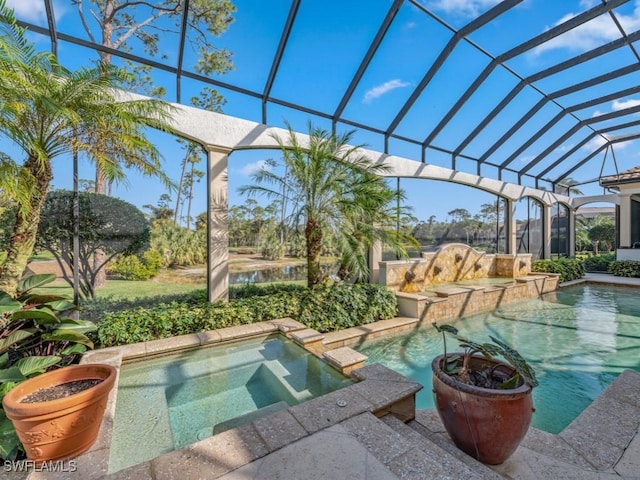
[
  {"left": 2, "top": 364, "right": 116, "bottom": 464},
  {"left": 432, "top": 354, "right": 534, "bottom": 465}
]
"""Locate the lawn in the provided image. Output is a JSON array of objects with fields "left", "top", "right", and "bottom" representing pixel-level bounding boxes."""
[{"left": 33, "top": 279, "right": 206, "bottom": 300}]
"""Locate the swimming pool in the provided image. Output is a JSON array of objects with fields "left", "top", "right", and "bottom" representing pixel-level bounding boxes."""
[
  {"left": 357, "top": 284, "right": 640, "bottom": 434},
  {"left": 108, "top": 334, "right": 351, "bottom": 473}
]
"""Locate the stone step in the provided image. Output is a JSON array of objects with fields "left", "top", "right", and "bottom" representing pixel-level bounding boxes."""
[
  {"left": 382, "top": 413, "right": 502, "bottom": 480},
  {"left": 212, "top": 400, "right": 290, "bottom": 434},
  {"left": 339, "top": 412, "right": 488, "bottom": 480}
]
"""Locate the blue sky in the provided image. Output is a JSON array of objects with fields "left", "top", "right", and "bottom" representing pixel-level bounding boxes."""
[{"left": 5, "top": 0, "right": 638, "bottom": 223}]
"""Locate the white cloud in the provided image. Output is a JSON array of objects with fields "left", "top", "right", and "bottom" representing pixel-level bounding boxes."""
[
  {"left": 423, "top": 0, "right": 502, "bottom": 18},
  {"left": 555, "top": 143, "right": 575, "bottom": 154},
  {"left": 518, "top": 154, "right": 535, "bottom": 164},
  {"left": 6, "top": 0, "right": 46, "bottom": 22},
  {"left": 612, "top": 98, "right": 640, "bottom": 111},
  {"left": 406, "top": 21, "right": 417, "bottom": 29},
  {"left": 581, "top": 136, "right": 607, "bottom": 152},
  {"left": 613, "top": 139, "right": 634, "bottom": 150},
  {"left": 241, "top": 160, "right": 271, "bottom": 176},
  {"left": 363, "top": 79, "right": 411, "bottom": 103},
  {"left": 533, "top": 1, "right": 640, "bottom": 56}
]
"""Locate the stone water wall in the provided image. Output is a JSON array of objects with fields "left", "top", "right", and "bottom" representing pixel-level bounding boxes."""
[
  {"left": 379, "top": 243, "right": 532, "bottom": 293},
  {"left": 395, "top": 274, "right": 559, "bottom": 320}
]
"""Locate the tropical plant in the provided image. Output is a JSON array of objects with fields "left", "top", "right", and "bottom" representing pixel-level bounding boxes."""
[
  {"left": 150, "top": 222, "right": 207, "bottom": 267},
  {"left": 556, "top": 177, "right": 583, "bottom": 196},
  {"left": 432, "top": 322, "right": 538, "bottom": 390},
  {"left": 36, "top": 191, "right": 151, "bottom": 299},
  {"left": 0, "top": 274, "right": 96, "bottom": 460},
  {"left": 240, "top": 122, "right": 416, "bottom": 287},
  {"left": 0, "top": 2, "right": 175, "bottom": 296}
]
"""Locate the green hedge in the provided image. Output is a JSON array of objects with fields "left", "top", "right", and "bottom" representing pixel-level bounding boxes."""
[
  {"left": 531, "top": 258, "right": 584, "bottom": 283},
  {"left": 96, "top": 283, "right": 397, "bottom": 347},
  {"left": 609, "top": 260, "right": 640, "bottom": 277},
  {"left": 583, "top": 253, "right": 616, "bottom": 272}
]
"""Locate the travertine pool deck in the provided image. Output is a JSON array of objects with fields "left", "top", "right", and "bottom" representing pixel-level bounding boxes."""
[
  {"left": 112, "top": 369, "right": 640, "bottom": 480},
  {"left": 14, "top": 273, "right": 640, "bottom": 479}
]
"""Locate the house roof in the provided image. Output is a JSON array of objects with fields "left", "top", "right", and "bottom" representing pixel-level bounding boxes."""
[{"left": 600, "top": 166, "right": 640, "bottom": 187}]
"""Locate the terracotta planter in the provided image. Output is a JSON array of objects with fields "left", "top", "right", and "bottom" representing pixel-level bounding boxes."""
[
  {"left": 432, "top": 354, "right": 534, "bottom": 465},
  {"left": 2, "top": 364, "right": 117, "bottom": 464}
]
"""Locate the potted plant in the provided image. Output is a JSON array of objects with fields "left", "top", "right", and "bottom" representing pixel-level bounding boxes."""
[
  {"left": 2, "top": 363, "right": 116, "bottom": 464},
  {"left": 0, "top": 273, "right": 111, "bottom": 463},
  {"left": 431, "top": 322, "right": 538, "bottom": 465}
]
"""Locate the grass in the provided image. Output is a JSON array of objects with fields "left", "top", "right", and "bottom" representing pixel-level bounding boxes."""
[{"left": 33, "top": 279, "right": 206, "bottom": 300}]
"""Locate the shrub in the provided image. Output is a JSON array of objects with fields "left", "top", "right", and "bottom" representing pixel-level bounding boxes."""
[
  {"left": 109, "top": 249, "right": 163, "bottom": 280},
  {"left": 531, "top": 258, "right": 584, "bottom": 283},
  {"left": 96, "top": 283, "right": 397, "bottom": 347},
  {"left": 297, "top": 283, "right": 397, "bottom": 332},
  {"left": 583, "top": 253, "right": 615, "bottom": 272},
  {"left": 261, "top": 237, "right": 285, "bottom": 260},
  {"left": 229, "top": 283, "right": 306, "bottom": 299},
  {"left": 609, "top": 260, "right": 640, "bottom": 277}
]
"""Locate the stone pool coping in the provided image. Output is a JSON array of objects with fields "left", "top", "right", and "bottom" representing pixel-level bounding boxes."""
[
  {"left": 24, "top": 319, "right": 421, "bottom": 479},
  {"left": 21, "top": 274, "right": 640, "bottom": 479}
]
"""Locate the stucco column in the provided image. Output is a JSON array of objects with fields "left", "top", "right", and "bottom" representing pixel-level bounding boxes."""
[
  {"left": 543, "top": 204, "right": 552, "bottom": 259},
  {"left": 569, "top": 209, "right": 576, "bottom": 257},
  {"left": 506, "top": 198, "right": 516, "bottom": 254},
  {"left": 619, "top": 193, "right": 632, "bottom": 248},
  {"left": 368, "top": 240, "right": 382, "bottom": 283},
  {"left": 207, "top": 147, "right": 230, "bottom": 302}
]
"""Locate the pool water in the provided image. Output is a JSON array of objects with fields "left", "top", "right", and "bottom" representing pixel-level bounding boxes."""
[
  {"left": 357, "top": 285, "right": 640, "bottom": 434},
  {"left": 109, "top": 334, "right": 351, "bottom": 473}
]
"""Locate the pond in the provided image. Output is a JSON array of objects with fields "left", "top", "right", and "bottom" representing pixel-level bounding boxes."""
[{"left": 229, "top": 264, "right": 336, "bottom": 284}]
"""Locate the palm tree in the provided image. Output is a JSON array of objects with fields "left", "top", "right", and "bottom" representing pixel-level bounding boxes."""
[
  {"left": 240, "top": 122, "right": 416, "bottom": 287},
  {"left": 557, "top": 177, "right": 583, "bottom": 196},
  {"left": 0, "top": 2, "right": 175, "bottom": 296}
]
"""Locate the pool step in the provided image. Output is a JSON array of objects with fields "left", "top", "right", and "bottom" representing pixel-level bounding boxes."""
[
  {"left": 212, "top": 400, "right": 290, "bottom": 435},
  {"left": 381, "top": 413, "right": 502, "bottom": 480}
]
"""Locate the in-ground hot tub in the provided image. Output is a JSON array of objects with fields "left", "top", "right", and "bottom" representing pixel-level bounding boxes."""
[{"left": 108, "top": 333, "right": 352, "bottom": 473}]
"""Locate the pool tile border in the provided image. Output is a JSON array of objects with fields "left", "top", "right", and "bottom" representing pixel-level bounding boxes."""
[{"left": 33, "top": 318, "right": 422, "bottom": 480}]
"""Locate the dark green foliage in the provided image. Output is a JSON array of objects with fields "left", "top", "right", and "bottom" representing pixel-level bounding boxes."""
[
  {"left": 296, "top": 283, "right": 397, "bottom": 332},
  {"left": 36, "top": 191, "right": 150, "bottom": 298},
  {"left": 0, "top": 274, "right": 96, "bottom": 460},
  {"left": 583, "top": 254, "right": 616, "bottom": 272},
  {"left": 228, "top": 283, "right": 306, "bottom": 299},
  {"left": 96, "top": 283, "right": 397, "bottom": 347},
  {"left": 609, "top": 260, "right": 640, "bottom": 278},
  {"left": 531, "top": 258, "right": 584, "bottom": 282}
]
